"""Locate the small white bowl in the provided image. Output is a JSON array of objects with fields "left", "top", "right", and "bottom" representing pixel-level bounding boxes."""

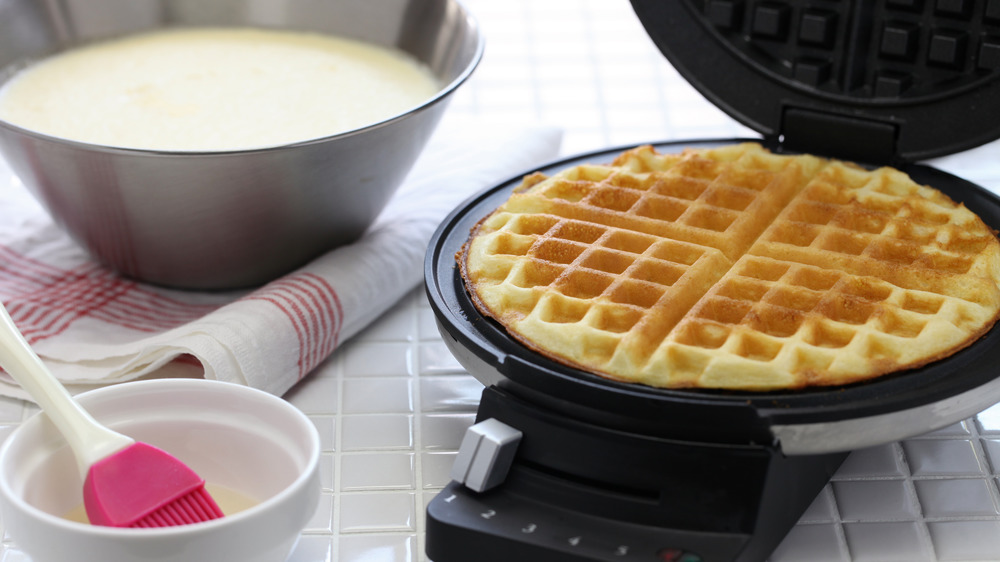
[{"left": 0, "top": 378, "right": 321, "bottom": 562}]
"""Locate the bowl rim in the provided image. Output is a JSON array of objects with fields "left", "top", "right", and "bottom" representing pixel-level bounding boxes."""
[
  {"left": 0, "top": 1, "right": 484, "bottom": 156},
  {"left": 0, "top": 378, "right": 321, "bottom": 537}
]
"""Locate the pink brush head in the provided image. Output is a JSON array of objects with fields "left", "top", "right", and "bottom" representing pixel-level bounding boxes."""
[{"left": 83, "top": 442, "right": 224, "bottom": 528}]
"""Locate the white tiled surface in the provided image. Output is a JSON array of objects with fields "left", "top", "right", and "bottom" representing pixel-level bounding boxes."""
[{"left": 3, "top": 1, "right": 1000, "bottom": 561}]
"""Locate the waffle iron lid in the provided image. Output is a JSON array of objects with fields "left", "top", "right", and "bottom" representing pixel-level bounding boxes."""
[
  {"left": 425, "top": 139, "right": 1000, "bottom": 444},
  {"left": 628, "top": 0, "right": 1000, "bottom": 165}
]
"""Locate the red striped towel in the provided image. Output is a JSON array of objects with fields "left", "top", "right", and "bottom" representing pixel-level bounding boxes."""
[{"left": 0, "top": 125, "right": 562, "bottom": 399}]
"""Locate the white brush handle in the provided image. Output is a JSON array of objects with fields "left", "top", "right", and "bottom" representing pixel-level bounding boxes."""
[{"left": 0, "top": 302, "right": 133, "bottom": 477}]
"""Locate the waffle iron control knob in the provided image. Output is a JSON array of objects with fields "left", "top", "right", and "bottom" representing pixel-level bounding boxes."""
[{"left": 450, "top": 418, "right": 522, "bottom": 492}]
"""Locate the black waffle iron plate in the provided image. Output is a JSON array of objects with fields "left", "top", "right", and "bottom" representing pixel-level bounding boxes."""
[
  {"left": 424, "top": 2, "right": 1000, "bottom": 562},
  {"left": 427, "top": 138, "right": 1000, "bottom": 454}
]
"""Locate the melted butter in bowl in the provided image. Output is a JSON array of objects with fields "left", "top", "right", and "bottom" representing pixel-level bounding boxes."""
[
  {"left": 0, "top": 27, "right": 440, "bottom": 151},
  {"left": 62, "top": 484, "right": 259, "bottom": 525}
]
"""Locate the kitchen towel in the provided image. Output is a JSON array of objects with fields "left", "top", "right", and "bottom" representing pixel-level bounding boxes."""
[{"left": 0, "top": 122, "right": 563, "bottom": 400}]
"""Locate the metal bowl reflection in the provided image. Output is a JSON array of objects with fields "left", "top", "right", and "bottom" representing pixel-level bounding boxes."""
[{"left": 0, "top": 0, "right": 482, "bottom": 289}]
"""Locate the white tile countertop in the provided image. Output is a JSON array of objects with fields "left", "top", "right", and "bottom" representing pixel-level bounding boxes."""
[{"left": 3, "top": 1, "right": 1000, "bottom": 561}]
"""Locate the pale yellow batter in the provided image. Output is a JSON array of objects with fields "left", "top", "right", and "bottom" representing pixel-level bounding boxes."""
[{"left": 0, "top": 27, "right": 439, "bottom": 151}]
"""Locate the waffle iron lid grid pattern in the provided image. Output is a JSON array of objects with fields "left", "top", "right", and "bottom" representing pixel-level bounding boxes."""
[
  {"left": 425, "top": 139, "right": 1000, "bottom": 430},
  {"left": 629, "top": 0, "right": 1000, "bottom": 164}
]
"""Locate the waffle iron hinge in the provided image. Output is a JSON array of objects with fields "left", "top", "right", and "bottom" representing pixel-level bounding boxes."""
[{"left": 778, "top": 106, "right": 900, "bottom": 167}]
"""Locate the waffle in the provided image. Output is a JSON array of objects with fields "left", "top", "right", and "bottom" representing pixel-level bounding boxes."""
[{"left": 460, "top": 143, "right": 1000, "bottom": 390}]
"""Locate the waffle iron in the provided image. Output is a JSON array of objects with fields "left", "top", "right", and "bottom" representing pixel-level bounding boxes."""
[{"left": 424, "top": 2, "right": 1000, "bottom": 561}]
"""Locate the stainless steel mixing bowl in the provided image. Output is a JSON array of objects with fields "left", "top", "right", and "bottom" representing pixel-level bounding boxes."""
[{"left": 0, "top": 0, "right": 482, "bottom": 289}]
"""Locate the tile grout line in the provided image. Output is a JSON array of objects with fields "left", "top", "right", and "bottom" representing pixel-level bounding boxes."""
[
  {"left": 901, "top": 436, "right": 939, "bottom": 561},
  {"left": 409, "top": 294, "right": 427, "bottom": 562},
  {"left": 580, "top": 0, "right": 613, "bottom": 149},
  {"left": 828, "top": 462, "right": 850, "bottom": 562},
  {"left": 970, "top": 417, "right": 1000, "bottom": 530},
  {"left": 331, "top": 343, "right": 346, "bottom": 560}
]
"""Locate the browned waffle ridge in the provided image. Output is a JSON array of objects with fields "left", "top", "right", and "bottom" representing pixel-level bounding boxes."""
[{"left": 460, "top": 143, "right": 1000, "bottom": 391}]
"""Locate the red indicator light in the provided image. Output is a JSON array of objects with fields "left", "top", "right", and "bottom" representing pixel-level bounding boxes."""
[
  {"left": 657, "top": 548, "right": 683, "bottom": 561},
  {"left": 657, "top": 548, "right": 703, "bottom": 562}
]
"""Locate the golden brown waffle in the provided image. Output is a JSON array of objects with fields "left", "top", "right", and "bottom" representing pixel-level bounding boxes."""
[{"left": 460, "top": 143, "right": 1000, "bottom": 390}]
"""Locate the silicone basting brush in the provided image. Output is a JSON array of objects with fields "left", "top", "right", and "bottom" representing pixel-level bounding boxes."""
[{"left": 0, "top": 303, "right": 223, "bottom": 527}]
